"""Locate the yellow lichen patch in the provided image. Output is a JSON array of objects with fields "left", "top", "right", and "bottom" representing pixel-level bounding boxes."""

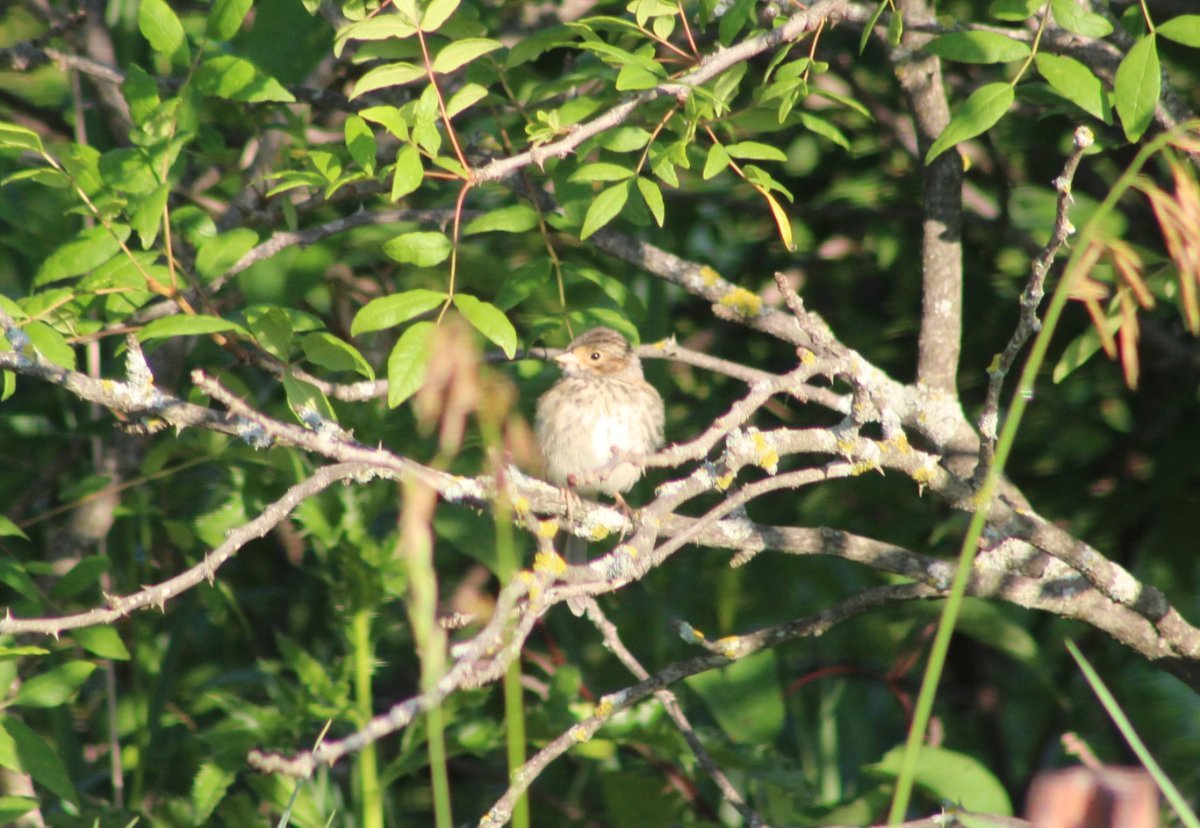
[
  {"left": 800, "top": 349, "right": 816, "bottom": 365},
  {"left": 511, "top": 495, "right": 530, "bottom": 516},
  {"left": 102, "top": 379, "right": 115, "bottom": 393},
  {"left": 589, "top": 524, "right": 611, "bottom": 542},
  {"left": 911, "top": 464, "right": 936, "bottom": 488},
  {"left": 886, "top": 433, "right": 911, "bottom": 454},
  {"left": 537, "top": 518, "right": 559, "bottom": 538},
  {"left": 718, "top": 287, "right": 763, "bottom": 317},
  {"left": 714, "top": 637, "right": 742, "bottom": 659},
  {"left": 751, "top": 431, "right": 779, "bottom": 474},
  {"left": 700, "top": 265, "right": 721, "bottom": 286},
  {"left": 569, "top": 724, "right": 590, "bottom": 743},
  {"left": 534, "top": 549, "right": 567, "bottom": 575},
  {"left": 851, "top": 459, "right": 880, "bottom": 476},
  {"left": 595, "top": 698, "right": 614, "bottom": 718},
  {"left": 715, "top": 471, "right": 736, "bottom": 491},
  {"left": 836, "top": 437, "right": 857, "bottom": 456}
]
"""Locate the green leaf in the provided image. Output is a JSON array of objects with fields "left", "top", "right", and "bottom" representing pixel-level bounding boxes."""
[
  {"left": 1050, "top": 0, "right": 1113, "bottom": 37},
  {"left": 599, "top": 126, "right": 653, "bottom": 152},
  {"left": 34, "top": 224, "right": 130, "bottom": 286},
  {"left": 99, "top": 148, "right": 159, "bottom": 195},
  {"left": 432, "top": 38, "right": 502, "bottom": 73},
  {"left": 989, "top": 0, "right": 1040, "bottom": 21},
  {"left": 887, "top": 9, "right": 904, "bottom": 45},
  {"left": 421, "top": 0, "right": 460, "bottom": 32},
  {"left": 192, "top": 763, "right": 236, "bottom": 823},
  {"left": 352, "top": 62, "right": 426, "bottom": 98},
  {"left": 131, "top": 183, "right": 170, "bottom": 249},
  {"left": 702, "top": 144, "right": 730, "bottom": 179},
  {"left": 391, "top": 144, "right": 423, "bottom": 201},
  {"left": 24, "top": 322, "right": 74, "bottom": 370},
  {"left": 0, "top": 717, "right": 78, "bottom": 803},
  {"left": 245, "top": 306, "right": 293, "bottom": 360},
  {"left": 445, "top": 83, "right": 489, "bottom": 118},
  {"left": 506, "top": 25, "right": 574, "bottom": 67},
  {"left": 11, "top": 661, "right": 97, "bottom": 708},
  {"left": 195, "top": 56, "right": 295, "bottom": 102},
  {"left": 73, "top": 627, "right": 131, "bottom": 661},
  {"left": 0, "top": 123, "right": 44, "bottom": 153},
  {"left": 924, "top": 31, "right": 1031, "bottom": 63},
  {"left": 0, "top": 798, "right": 38, "bottom": 823},
  {"left": 799, "top": 112, "right": 851, "bottom": 150},
  {"left": 636, "top": 177, "right": 665, "bottom": 227},
  {"left": 283, "top": 373, "right": 336, "bottom": 422},
  {"left": 580, "top": 181, "right": 630, "bottom": 240},
  {"left": 196, "top": 228, "right": 259, "bottom": 282},
  {"left": 0, "top": 647, "right": 49, "bottom": 660},
  {"left": 452, "top": 294, "right": 517, "bottom": 358},
  {"left": 207, "top": 0, "right": 253, "bottom": 40},
  {"left": 569, "top": 163, "right": 635, "bottom": 183},
  {"left": 0, "top": 559, "right": 43, "bottom": 604},
  {"left": 387, "top": 321, "right": 434, "bottom": 407},
  {"left": 360, "top": 106, "right": 409, "bottom": 141},
  {"left": 1114, "top": 34, "right": 1160, "bottom": 143},
  {"left": 1158, "top": 15, "right": 1200, "bottom": 47},
  {"left": 382, "top": 231, "right": 452, "bottom": 267},
  {"left": 0, "top": 516, "right": 29, "bottom": 541},
  {"left": 685, "top": 650, "right": 785, "bottom": 744},
  {"left": 138, "top": 0, "right": 188, "bottom": 59},
  {"left": 495, "top": 259, "right": 550, "bottom": 311},
  {"left": 463, "top": 205, "right": 539, "bottom": 235},
  {"left": 869, "top": 745, "right": 1013, "bottom": 816},
  {"left": 139, "top": 314, "right": 246, "bottom": 342},
  {"left": 335, "top": 15, "right": 418, "bottom": 58},
  {"left": 122, "top": 65, "right": 160, "bottom": 126},
  {"left": 49, "top": 556, "right": 110, "bottom": 600},
  {"left": 344, "top": 115, "right": 377, "bottom": 174},
  {"left": 859, "top": 0, "right": 888, "bottom": 53},
  {"left": 725, "top": 141, "right": 787, "bottom": 162},
  {"left": 615, "top": 62, "right": 662, "bottom": 91},
  {"left": 351, "top": 289, "right": 447, "bottom": 336},
  {"left": 926, "top": 82, "right": 1015, "bottom": 164},
  {"left": 301, "top": 332, "right": 375, "bottom": 378},
  {"left": 1035, "top": 53, "right": 1109, "bottom": 121}
]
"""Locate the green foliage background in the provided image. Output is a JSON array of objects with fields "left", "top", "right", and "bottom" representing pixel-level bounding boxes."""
[{"left": 1, "top": 0, "right": 1199, "bottom": 825}]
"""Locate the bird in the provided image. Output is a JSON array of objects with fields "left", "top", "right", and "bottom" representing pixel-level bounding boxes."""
[{"left": 535, "top": 327, "right": 665, "bottom": 615}]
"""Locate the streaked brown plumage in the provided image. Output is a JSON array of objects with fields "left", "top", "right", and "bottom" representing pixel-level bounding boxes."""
[{"left": 535, "top": 327, "right": 665, "bottom": 614}]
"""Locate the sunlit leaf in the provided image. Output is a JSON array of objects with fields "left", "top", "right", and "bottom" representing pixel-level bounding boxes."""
[
  {"left": 1050, "top": 0, "right": 1113, "bottom": 37},
  {"left": 926, "top": 82, "right": 1015, "bottom": 164},
  {"left": 387, "top": 321, "right": 434, "bottom": 407},
  {"left": 11, "top": 661, "right": 97, "bottom": 708},
  {"left": 432, "top": 38, "right": 502, "bottom": 74},
  {"left": 351, "top": 289, "right": 447, "bottom": 336},
  {"left": 925, "top": 31, "right": 1031, "bottom": 63},
  {"left": 207, "top": 0, "right": 252, "bottom": 40},
  {"left": 1113, "top": 34, "right": 1160, "bottom": 143},
  {"left": 382, "top": 231, "right": 452, "bottom": 267},
  {"left": 580, "top": 181, "right": 630, "bottom": 240},
  {"left": 1158, "top": 14, "right": 1200, "bottom": 47},
  {"left": 138, "top": 0, "right": 187, "bottom": 59},
  {"left": 453, "top": 294, "right": 517, "bottom": 358},
  {"left": 1035, "top": 53, "right": 1109, "bottom": 122}
]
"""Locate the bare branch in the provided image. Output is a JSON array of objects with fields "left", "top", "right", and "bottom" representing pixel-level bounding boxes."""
[{"left": 0, "top": 463, "right": 369, "bottom": 635}]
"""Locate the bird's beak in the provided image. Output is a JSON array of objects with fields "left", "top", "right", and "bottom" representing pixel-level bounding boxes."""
[{"left": 555, "top": 350, "right": 579, "bottom": 366}]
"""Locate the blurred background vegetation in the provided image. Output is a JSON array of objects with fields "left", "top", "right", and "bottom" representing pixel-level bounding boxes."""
[{"left": 1, "top": 0, "right": 1199, "bottom": 825}]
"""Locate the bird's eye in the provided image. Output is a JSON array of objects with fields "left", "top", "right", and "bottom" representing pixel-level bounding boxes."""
[{"left": 590, "top": 351, "right": 602, "bottom": 361}]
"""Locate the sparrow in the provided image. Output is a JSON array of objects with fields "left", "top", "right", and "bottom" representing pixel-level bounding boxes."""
[{"left": 535, "top": 327, "right": 665, "bottom": 615}]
